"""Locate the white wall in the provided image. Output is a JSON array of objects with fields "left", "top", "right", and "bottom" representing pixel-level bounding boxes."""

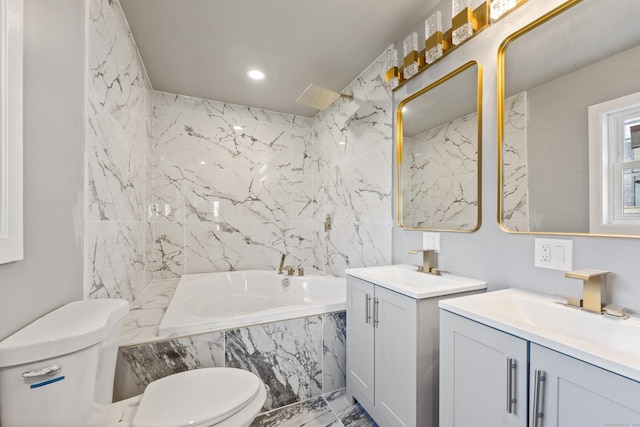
[
  {"left": 0, "top": 0, "right": 85, "bottom": 340},
  {"left": 393, "top": 0, "right": 640, "bottom": 313}
]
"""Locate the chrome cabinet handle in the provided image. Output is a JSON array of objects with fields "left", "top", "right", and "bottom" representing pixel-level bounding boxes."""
[
  {"left": 373, "top": 297, "right": 380, "bottom": 328},
  {"left": 365, "top": 293, "right": 372, "bottom": 324},
  {"left": 532, "top": 369, "right": 546, "bottom": 427},
  {"left": 506, "top": 358, "right": 517, "bottom": 414},
  {"left": 22, "top": 364, "right": 61, "bottom": 378}
]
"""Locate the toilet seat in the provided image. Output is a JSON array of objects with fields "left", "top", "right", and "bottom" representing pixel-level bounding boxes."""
[{"left": 132, "top": 368, "right": 264, "bottom": 427}]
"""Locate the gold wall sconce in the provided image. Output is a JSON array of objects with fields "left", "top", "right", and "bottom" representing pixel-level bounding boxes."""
[
  {"left": 490, "top": 0, "right": 527, "bottom": 22},
  {"left": 384, "top": 0, "right": 525, "bottom": 90}
]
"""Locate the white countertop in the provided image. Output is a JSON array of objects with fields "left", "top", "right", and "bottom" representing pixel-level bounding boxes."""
[
  {"left": 345, "top": 264, "right": 487, "bottom": 299},
  {"left": 439, "top": 288, "right": 640, "bottom": 383}
]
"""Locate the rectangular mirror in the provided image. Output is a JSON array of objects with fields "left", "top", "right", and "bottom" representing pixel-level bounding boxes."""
[
  {"left": 396, "top": 61, "right": 482, "bottom": 231},
  {"left": 498, "top": 0, "right": 640, "bottom": 237}
]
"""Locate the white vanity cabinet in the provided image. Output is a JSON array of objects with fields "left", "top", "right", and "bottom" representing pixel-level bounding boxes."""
[
  {"left": 529, "top": 344, "right": 640, "bottom": 427},
  {"left": 346, "top": 271, "right": 486, "bottom": 427},
  {"left": 347, "top": 275, "right": 423, "bottom": 427},
  {"left": 439, "top": 310, "right": 528, "bottom": 427},
  {"left": 440, "top": 310, "right": 640, "bottom": 427}
]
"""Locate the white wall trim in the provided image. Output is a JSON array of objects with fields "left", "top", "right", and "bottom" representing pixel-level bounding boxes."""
[{"left": 0, "top": 0, "right": 23, "bottom": 264}]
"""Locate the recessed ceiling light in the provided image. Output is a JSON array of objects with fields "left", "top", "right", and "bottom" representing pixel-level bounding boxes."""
[
  {"left": 233, "top": 125, "right": 243, "bottom": 130},
  {"left": 247, "top": 70, "right": 265, "bottom": 80}
]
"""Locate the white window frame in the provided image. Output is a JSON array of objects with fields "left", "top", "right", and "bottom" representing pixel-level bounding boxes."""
[
  {"left": 588, "top": 91, "right": 640, "bottom": 235},
  {"left": 0, "top": 0, "right": 23, "bottom": 264}
]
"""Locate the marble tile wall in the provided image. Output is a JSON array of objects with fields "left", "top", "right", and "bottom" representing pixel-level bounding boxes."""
[
  {"left": 114, "top": 312, "right": 347, "bottom": 411},
  {"left": 403, "top": 112, "right": 478, "bottom": 230},
  {"left": 87, "top": 0, "right": 394, "bottom": 290},
  {"left": 312, "top": 49, "right": 394, "bottom": 276},
  {"left": 86, "top": 0, "right": 153, "bottom": 302},
  {"left": 502, "top": 92, "right": 530, "bottom": 231},
  {"left": 150, "top": 92, "right": 315, "bottom": 278}
]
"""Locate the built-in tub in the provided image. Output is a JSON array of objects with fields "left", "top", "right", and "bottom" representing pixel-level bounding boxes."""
[{"left": 158, "top": 270, "right": 346, "bottom": 336}]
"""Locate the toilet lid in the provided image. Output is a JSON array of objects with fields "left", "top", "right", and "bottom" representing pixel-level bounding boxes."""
[{"left": 132, "top": 368, "right": 262, "bottom": 427}]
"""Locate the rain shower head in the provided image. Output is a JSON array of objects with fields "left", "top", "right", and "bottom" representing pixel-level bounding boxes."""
[{"left": 296, "top": 84, "right": 353, "bottom": 110}]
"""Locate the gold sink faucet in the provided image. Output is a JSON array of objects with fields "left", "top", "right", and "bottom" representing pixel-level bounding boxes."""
[
  {"left": 408, "top": 249, "right": 441, "bottom": 275},
  {"left": 564, "top": 268, "right": 610, "bottom": 314}
]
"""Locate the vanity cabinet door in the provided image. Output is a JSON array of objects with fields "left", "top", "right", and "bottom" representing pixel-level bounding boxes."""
[
  {"left": 374, "top": 285, "right": 417, "bottom": 427},
  {"left": 530, "top": 344, "right": 640, "bottom": 427},
  {"left": 440, "top": 311, "right": 528, "bottom": 427},
  {"left": 346, "top": 276, "right": 375, "bottom": 408}
]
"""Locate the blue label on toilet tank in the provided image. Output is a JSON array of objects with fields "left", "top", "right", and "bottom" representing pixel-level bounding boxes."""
[{"left": 30, "top": 376, "right": 65, "bottom": 389}]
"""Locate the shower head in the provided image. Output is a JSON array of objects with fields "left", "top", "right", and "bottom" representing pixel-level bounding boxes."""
[{"left": 296, "top": 84, "right": 353, "bottom": 110}]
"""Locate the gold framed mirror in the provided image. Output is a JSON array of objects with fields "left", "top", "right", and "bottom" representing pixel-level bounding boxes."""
[
  {"left": 396, "top": 61, "right": 482, "bottom": 231},
  {"left": 498, "top": 0, "right": 640, "bottom": 237}
]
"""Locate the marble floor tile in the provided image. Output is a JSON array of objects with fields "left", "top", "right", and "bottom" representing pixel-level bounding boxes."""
[
  {"left": 325, "top": 389, "right": 379, "bottom": 427},
  {"left": 250, "top": 396, "right": 340, "bottom": 427}
]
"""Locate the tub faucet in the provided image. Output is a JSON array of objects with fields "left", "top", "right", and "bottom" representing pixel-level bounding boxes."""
[
  {"left": 408, "top": 249, "right": 440, "bottom": 275},
  {"left": 277, "top": 254, "right": 286, "bottom": 274},
  {"left": 564, "top": 268, "right": 610, "bottom": 314}
]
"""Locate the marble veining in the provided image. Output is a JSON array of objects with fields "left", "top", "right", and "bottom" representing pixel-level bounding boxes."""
[
  {"left": 403, "top": 112, "right": 478, "bottom": 230},
  {"left": 313, "top": 48, "right": 394, "bottom": 276},
  {"left": 115, "top": 280, "right": 347, "bottom": 412},
  {"left": 114, "top": 333, "right": 225, "bottom": 401},
  {"left": 86, "top": 0, "right": 153, "bottom": 303},
  {"left": 325, "top": 389, "right": 379, "bottom": 427},
  {"left": 88, "top": 1, "right": 399, "bottom": 300},
  {"left": 250, "top": 395, "right": 339, "bottom": 427},
  {"left": 105, "top": 388, "right": 374, "bottom": 427},
  {"left": 322, "top": 312, "right": 347, "bottom": 393},
  {"left": 502, "top": 92, "right": 530, "bottom": 231},
  {"left": 225, "top": 317, "right": 323, "bottom": 410},
  {"left": 116, "top": 313, "right": 345, "bottom": 409},
  {"left": 150, "top": 92, "right": 316, "bottom": 279},
  {"left": 249, "top": 389, "right": 378, "bottom": 427},
  {"left": 120, "top": 279, "right": 178, "bottom": 346}
]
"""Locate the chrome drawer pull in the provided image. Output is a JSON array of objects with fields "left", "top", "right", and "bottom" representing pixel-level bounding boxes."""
[
  {"left": 532, "top": 369, "right": 546, "bottom": 427},
  {"left": 373, "top": 297, "right": 380, "bottom": 327},
  {"left": 506, "top": 358, "right": 517, "bottom": 413},
  {"left": 365, "top": 293, "right": 372, "bottom": 324}
]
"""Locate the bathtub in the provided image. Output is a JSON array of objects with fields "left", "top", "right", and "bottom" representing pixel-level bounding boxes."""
[{"left": 158, "top": 270, "right": 346, "bottom": 336}]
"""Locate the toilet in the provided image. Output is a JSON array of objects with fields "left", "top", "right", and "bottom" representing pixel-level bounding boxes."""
[{"left": 0, "top": 299, "right": 266, "bottom": 427}]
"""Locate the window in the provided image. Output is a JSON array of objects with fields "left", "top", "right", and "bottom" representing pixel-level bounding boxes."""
[{"left": 589, "top": 92, "right": 640, "bottom": 235}]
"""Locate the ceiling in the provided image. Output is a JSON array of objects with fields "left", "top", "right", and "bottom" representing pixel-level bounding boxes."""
[{"left": 119, "top": 0, "right": 440, "bottom": 117}]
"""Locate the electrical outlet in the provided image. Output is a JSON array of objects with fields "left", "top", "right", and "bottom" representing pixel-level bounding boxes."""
[
  {"left": 534, "top": 238, "right": 573, "bottom": 270},
  {"left": 423, "top": 232, "right": 440, "bottom": 251},
  {"left": 541, "top": 244, "right": 551, "bottom": 262}
]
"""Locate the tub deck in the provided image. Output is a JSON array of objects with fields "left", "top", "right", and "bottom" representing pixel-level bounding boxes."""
[{"left": 120, "top": 279, "right": 179, "bottom": 347}]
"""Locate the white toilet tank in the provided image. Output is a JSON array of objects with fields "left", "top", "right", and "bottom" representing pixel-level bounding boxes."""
[{"left": 0, "top": 299, "right": 129, "bottom": 427}]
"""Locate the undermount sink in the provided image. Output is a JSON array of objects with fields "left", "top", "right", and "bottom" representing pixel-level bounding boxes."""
[
  {"left": 344, "top": 264, "right": 487, "bottom": 299},
  {"left": 440, "top": 288, "right": 640, "bottom": 382}
]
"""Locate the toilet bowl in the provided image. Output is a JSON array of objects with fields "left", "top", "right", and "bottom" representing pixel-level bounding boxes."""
[{"left": 0, "top": 299, "right": 266, "bottom": 427}]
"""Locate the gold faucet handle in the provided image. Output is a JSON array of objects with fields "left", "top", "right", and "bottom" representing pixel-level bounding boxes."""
[
  {"left": 603, "top": 304, "right": 627, "bottom": 318},
  {"left": 564, "top": 268, "right": 610, "bottom": 280}
]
